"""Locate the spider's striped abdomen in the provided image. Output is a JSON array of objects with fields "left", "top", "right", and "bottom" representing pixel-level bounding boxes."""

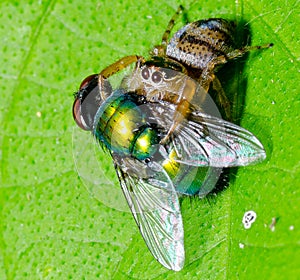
[{"left": 166, "top": 19, "right": 236, "bottom": 70}]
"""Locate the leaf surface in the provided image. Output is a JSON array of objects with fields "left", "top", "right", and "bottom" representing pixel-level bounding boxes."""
[{"left": 0, "top": 0, "right": 299, "bottom": 279}]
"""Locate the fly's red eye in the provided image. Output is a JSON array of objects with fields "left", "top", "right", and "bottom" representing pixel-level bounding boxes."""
[
  {"left": 72, "top": 98, "right": 89, "bottom": 130},
  {"left": 79, "top": 74, "right": 98, "bottom": 89}
]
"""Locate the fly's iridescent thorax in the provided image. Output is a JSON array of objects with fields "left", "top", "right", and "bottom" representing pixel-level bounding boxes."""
[
  {"left": 166, "top": 18, "right": 236, "bottom": 70},
  {"left": 93, "top": 90, "right": 161, "bottom": 161}
]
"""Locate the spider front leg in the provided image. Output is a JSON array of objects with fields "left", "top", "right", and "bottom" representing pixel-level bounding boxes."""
[
  {"left": 98, "top": 55, "right": 145, "bottom": 99},
  {"left": 160, "top": 77, "right": 198, "bottom": 144}
]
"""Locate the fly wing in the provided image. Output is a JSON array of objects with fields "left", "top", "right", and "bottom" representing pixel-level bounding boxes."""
[
  {"left": 174, "top": 111, "right": 266, "bottom": 167},
  {"left": 148, "top": 103, "right": 266, "bottom": 167},
  {"left": 113, "top": 157, "right": 185, "bottom": 271},
  {"left": 72, "top": 127, "right": 128, "bottom": 212}
]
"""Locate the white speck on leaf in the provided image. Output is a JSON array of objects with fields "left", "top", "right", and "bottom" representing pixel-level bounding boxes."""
[
  {"left": 242, "top": 210, "right": 257, "bottom": 229},
  {"left": 269, "top": 217, "right": 277, "bottom": 232}
]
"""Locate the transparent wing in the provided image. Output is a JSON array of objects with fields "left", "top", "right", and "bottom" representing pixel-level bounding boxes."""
[
  {"left": 113, "top": 157, "right": 184, "bottom": 271},
  {"left": 148, "top": 103, "right": 266, "bottom": 167},
  {"left": 72, "top": 126, "right": 128, "bottom": 212},
  {"left": 176, "top": 111, "right": 266, "bottom": 167}
]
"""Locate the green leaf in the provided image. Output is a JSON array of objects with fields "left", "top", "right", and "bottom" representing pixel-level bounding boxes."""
[{"left": 0, "top": 0, "right": 299, "bottom": 279}]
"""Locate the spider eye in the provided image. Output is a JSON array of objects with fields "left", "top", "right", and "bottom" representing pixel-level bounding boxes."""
[
  {"left": 141, "top": 67, "right": 150, "bottom": 80},
  {"left": 152, "top": 71, "right": 163, "bottom": 83},
  {"left": 79, "top": 74, "right": 98, "bottom": 89}
]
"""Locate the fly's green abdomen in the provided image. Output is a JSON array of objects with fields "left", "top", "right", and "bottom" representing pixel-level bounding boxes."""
[
  {"left": 163, "top": 148, "right": 214, "bottom": 195},
  {"left": 94, "top": 91, "right": 160, "bottom": 161}
]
